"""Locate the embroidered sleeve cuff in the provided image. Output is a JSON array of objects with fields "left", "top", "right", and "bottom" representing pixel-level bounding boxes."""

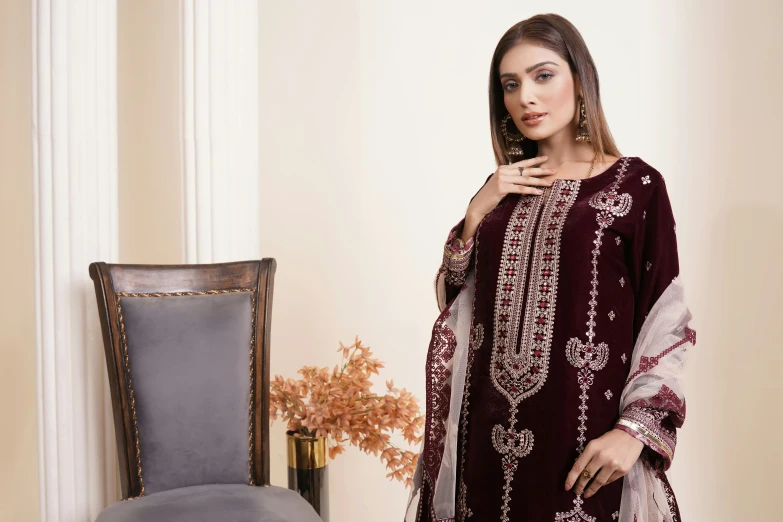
[
  {"left": 445, "top": 221, "right": 475, "bottom": 255},
  {"left": 615, "top": 416, "right": 673, "bottom": 470},
  {"left": 442, "top": 220, "right": 475, "bottom": 287}
]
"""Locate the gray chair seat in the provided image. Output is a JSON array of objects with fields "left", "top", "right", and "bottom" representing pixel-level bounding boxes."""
[{"left": 95, "top": 484, "right": 321, "bottom": 522}]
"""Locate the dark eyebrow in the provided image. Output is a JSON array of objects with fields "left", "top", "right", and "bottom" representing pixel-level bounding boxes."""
[{"left": 500, "top": 61, "right": 560, "bottom": 79}]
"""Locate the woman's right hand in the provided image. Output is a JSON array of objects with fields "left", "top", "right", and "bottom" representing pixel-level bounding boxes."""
[{"left": 467, "top": 155, "right": 556, "bottom": 218}]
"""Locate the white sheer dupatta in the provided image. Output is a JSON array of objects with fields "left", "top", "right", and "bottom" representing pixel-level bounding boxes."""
[{"left": 618, "top": 274, "right": 696, "bottom": 522}]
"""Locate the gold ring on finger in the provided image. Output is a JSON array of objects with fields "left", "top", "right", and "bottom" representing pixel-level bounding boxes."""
[{"left": 582, "top": 470, "right": 591, "bottom": 479}]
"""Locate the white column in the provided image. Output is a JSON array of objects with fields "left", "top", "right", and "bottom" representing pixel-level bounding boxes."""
[
  {"left": 180, "top": 0, "right": 260, "bottom": 264},
  {"left": 33, "top": 1, "right": 120, "bottom": 521}
]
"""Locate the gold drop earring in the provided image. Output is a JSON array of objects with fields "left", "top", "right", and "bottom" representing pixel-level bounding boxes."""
[
  {"left": 576, "top": 97, "right": 590, "bottom": 143},
  {"left": 501, "top": 114, "right": 526, "bottom": 157}
]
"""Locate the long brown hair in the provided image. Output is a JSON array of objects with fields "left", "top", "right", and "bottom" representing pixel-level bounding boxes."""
[{"left": 489, "top": 14, "right": 621, "bottom": 167}]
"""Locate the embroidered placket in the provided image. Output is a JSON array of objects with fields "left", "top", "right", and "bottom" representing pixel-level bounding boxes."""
[{"left": 488, "top": 181, "right": 581, "bottom": 522}]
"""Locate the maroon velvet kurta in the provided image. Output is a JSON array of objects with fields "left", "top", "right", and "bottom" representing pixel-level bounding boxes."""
[{"left": 417, "top": 156, "right": 686, "bottom": 522}]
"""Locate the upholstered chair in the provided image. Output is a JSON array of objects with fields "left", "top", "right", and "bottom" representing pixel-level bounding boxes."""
[{"left": 88, "top": 260, "right": 320, "bottom": 522}]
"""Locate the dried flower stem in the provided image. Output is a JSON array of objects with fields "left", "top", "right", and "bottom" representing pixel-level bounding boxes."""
[{"left": 270, "top": 336, "right": 424, "bottom": 487}]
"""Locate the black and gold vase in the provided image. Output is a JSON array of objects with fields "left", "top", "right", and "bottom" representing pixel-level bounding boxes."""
[{"left": 286, "top": 430, "right": 329, "bottom": 521}]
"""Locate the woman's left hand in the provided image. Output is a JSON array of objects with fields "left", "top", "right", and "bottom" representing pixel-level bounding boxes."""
[{"left": 564, "top": 428, "right": 645, "bottom": 499}]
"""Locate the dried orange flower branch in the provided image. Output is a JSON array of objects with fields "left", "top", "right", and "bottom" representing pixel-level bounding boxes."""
[{"left": 269, "top": 336, "right": 424, "bottom": 488}]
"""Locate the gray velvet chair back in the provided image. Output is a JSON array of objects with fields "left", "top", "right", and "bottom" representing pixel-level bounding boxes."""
[{"left": 88, "top": 260, "right": 276, "bottom": 499}]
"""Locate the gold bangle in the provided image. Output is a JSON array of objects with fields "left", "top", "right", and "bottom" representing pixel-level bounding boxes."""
[{"left": 616, "top": 418, "right": 673, "bottom": 462}]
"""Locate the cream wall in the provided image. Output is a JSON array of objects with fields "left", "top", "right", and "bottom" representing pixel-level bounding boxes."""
[
  {"left": 0, "top": 1, "right": 39, "bottom": 521},
  {"left": 672, "top": 1, "right": 783, "bottom": 519},
  {"left": 2, "top": 0, "right": 781, "bottom": 521},
  {"left": 118, "top": 0, "right": 182, "bottom": 264}
]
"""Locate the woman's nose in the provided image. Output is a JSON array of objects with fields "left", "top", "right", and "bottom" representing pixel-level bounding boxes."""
[{"left": 515, "top": 81, "right": 536, "bottom": 107}]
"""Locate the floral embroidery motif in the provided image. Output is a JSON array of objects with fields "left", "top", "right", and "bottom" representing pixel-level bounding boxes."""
[
  {"left": 566, "top": 339, "right": 609, "bottom": 448},
  {"left": 608, "top": 310, "right": 615, "bottom": 321},
  {"left": 642, "top": 175, "right": 650, "bottom": 184},
  {"left": 588, "top": 175, "right": 633, "bottom": 217},
  {"left": 492, "top": 424, "right": 535, "bottom": 458},
  {"left": 605, "top": 390, "right": 613, "bottom": 400},
  {"left": 643, "top": 210, "right": 647, "bottom": 220},
  {"left": 489, "top": 181, "right": 581, "bottom": 522},
  {"left": 624, "top": 328, "right": 696, "bottom": 387},
  {"left": 621, "top": 353, "right": 628, "bottom": 364},
  {"left": 615, "top": 236, "right": 621, "bottom": 246},
  {"left": 554, "top": 495, "right": 596, "bottom": 522},
  {"left": 469, "top": 323, "right": 484, "bottom": 352},
  {"left": 612, "top": 511, "right": 619, "bottom": 520},
  {"left": 566, "top": 334, "right": 609, "bottom": 446},
  {"left": 493, "top": 425, "right": 534, "bottom": 522},
  {"left": 646, "top": 261, "right": 652, "bottom": 271},
  {"left": 498, "top": 449, "right": 519, "bottom": 521},
  {"left": 557, "top": 157, "right": 632, "bottom": 522}
]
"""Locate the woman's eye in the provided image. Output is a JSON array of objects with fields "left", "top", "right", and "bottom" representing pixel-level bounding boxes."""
[
  {"left": 503, "top": 82, "right": 518, "bottom": 92},
  {"left": 536, "top": 72, "right": 553, "bottom": 81}
]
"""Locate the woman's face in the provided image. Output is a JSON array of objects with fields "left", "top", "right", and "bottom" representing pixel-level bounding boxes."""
[{"left": 499, "top": 42, "right": 579, "bottom": 141}]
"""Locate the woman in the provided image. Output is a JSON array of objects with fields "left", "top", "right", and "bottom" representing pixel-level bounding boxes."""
[{"left": 405, "top": 14, "right": 697, "bottom": 522}]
